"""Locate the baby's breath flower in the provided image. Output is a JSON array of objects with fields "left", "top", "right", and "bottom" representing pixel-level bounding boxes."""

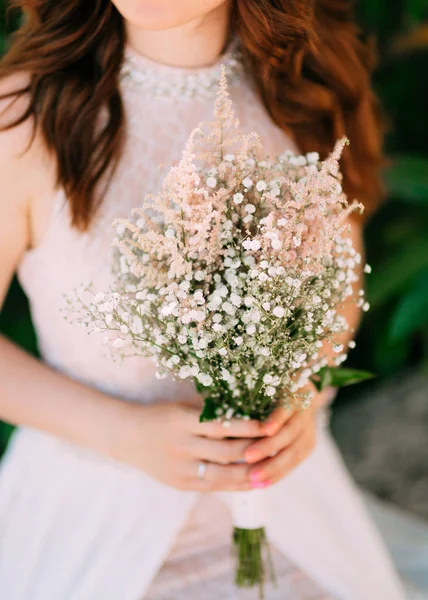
[
  {"left": 207, "top": 176, "right": 217, "bottom": 188},
  {"left": 272, "top": 306, "right": 285, "bottom": 318}
]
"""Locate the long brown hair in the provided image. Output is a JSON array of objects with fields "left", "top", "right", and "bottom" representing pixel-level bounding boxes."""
[{"left": 0, "top": 0, "right": 383, "bottom": 230}]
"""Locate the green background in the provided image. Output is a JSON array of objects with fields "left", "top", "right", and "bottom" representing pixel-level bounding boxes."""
[{"left": 1, "top": 1, "right": 428, "bottom": 457}]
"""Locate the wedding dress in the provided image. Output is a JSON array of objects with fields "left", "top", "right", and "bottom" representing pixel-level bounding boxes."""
[{"left": 0, "top": 40, "right": 423, "bottom": 600}]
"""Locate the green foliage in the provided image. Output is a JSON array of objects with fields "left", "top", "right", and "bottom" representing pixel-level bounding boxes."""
[{"left": 310, "top": 367, "right": 375, "bottom": 393}]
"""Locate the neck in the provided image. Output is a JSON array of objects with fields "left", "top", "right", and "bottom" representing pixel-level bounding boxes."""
[{"left": 125, "top": 3, "right": 232, "bottom": 69}]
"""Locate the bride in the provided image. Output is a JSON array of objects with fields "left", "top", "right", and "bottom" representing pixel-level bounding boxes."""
[{"left": 0, "top": 1, "right": 423, "bottom": 598}]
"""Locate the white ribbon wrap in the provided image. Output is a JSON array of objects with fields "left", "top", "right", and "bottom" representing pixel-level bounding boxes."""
[{"left": 230, "top": 489, "right": 266, "bottom": 530}]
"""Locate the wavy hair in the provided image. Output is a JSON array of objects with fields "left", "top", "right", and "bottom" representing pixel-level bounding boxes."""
[{"left": 0, "top": 0, "right": 384, "bottom": 229}]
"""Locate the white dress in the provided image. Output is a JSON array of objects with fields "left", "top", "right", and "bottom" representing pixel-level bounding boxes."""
[{"left": 0, "top": 40, "right": 420, "bottom": 600}]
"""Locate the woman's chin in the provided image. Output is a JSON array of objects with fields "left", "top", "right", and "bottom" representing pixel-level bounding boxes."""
[{"left": 112, "top": 1, "right": 222, "bottom": 32}]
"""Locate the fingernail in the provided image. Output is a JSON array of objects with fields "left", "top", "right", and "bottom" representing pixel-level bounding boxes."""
[{"left": 251, "top": 480, "right": 271, "bottom": 489}]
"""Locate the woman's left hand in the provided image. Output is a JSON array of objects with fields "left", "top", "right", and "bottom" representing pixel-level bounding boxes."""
[{"left": 243, "top": 389, "right": 329, "bottom": 488}]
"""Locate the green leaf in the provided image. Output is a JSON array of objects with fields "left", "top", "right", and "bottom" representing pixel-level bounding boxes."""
[
  {"left": 384, "top": 155, "right": 428, "bottom": 204},
  {"left": 367, "top": 235, "right": 428, "bottom": 307},
  {"left": 311, "top": 367, "right": 375, "bottom": 391},
  {"left": 389, "top": 270, "right": 428, "bottom": 340},
  {"left": 199, "top": 397, "right": 217, "bottom": 422}
]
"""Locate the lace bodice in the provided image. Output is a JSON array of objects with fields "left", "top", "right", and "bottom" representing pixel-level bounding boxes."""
[{"left": 17, "top": 40, "right": 298, "bottom": 404}]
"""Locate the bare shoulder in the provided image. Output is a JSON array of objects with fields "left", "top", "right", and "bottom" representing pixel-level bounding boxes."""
[
  {"left": 0, "top": 72, "right": 57, "bottom": 246},
  {"left": 0, "top": 71, "right": 35, "bottom": 159}
]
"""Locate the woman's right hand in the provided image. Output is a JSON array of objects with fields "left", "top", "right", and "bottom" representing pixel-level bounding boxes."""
[{"left": 114, "top": 399, "right": 267, "bottom": 492}]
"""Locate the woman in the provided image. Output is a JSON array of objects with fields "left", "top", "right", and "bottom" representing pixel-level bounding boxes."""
[{"left": 0, "top": 1, "right": 412, "bottom": 598}]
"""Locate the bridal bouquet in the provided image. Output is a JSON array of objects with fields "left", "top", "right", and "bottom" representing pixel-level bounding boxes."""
[{"left": 68, "top": 70, "right": 373, "bottom": 597}]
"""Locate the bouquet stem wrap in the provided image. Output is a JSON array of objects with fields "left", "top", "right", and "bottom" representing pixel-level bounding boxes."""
[{"left": 230, "top": 489, "right": 276, "bottom": 597}]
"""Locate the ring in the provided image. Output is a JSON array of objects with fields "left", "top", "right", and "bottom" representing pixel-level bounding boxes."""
[{"left": 197, "top": 461, "right": 207, "bottom": 481}]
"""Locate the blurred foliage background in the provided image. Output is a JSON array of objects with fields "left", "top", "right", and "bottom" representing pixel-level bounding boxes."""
[{"left": 0, "top": 0, "right": 427, "bottom": 457}]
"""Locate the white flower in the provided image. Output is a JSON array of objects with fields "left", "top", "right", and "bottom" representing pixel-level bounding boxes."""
[
  {"left": 197, "top": 373, "right": 213, "bottom": 386},
  {"left": 262, "top": 302, "right": 271, "bottom": 311},
  {"left": 265, "top": 386, "right": 276, "bottom": 397},
  {"left": 161, "top": 303, "right": 176, "bottom": 316},
  {"left": 221, "top": 368, "right": 232, "bottom": 381},
  {"left": 244, "top": 203, "right": 256, "bottom": 213},
  {"left": 116, "top": 223, "right": 126, "bottom": 236},
  {"left": 224, "top": 153, "right": 235, "bottom": 161},
  {"left": 292, "top": 235, "right": 301, "bottom": 247},
  {"left": 113, "top": 338, "right": 126, "bottom": 349},
  {"left": 348, "top": 340, "right": 356, "bottom": 349},
  {"left": 233, "top": 192, "right": 244, "bottom": 204},
  {"left": 263, "top": 373, "right": 273, "bottom": 383},
  {"left": 207, "top": 176, "right": 217, "bottom": 188},
  {"left": 193, "top": 290, "right": 204, "bottom": 303},
  {"left": 256, "top": 180, "right": 267, "bottom": 192},
  {"left": 218, "top": 348, "right": 228, "bottom": 356},
  {"left": 165, "top": 228, "right": 175, "bottom": 238},
  {"left": 230, "top": 293, "right": 242, "bottom": 306},
  {"left": 212, "top": 323, "right": 223, "bottom": 332},
  {"left": 194, "top": 270, "right": 205, "bottom": 281},
  {"left": 93, "top": 292, "right": 105, "bottom": 304},
  {"left": 130, "top": 316, "right": 143, "bottom": 334},
  {"left": 333, "top": 343, "right": 344, "bottom": 353},
  {"left": 243, "top": 214, "right": 253, "bottom": 223},
  {"left": 306, "top": 151, "right": 319, "bottom": 164},
  {"left": 246, "top": 324, "right": 256, "bottom": 335},
  {"left": 234, "top": 336, "right": 243, "bottom": 346},
  {"left": 197, "top": 338, "right": 208, "bottom": 350},
  {"left": 242, "top": 177, "right": 253, "bottom": 188},
  {"left": 242, "top": 239, "right": 261, "bottom": 251},
  {"left": 312, "top": 295, "right": 321, "bottom": 305},
  {"left": 364, "top": 264, "right": 372, "bottom": 274},
  {"left": 272, "top": 306, "right": 285, "bottom": 318},
  {"left": 179, "top": 280, "right": 191, "bottom": 291},
  {"left": 362, "top": 302, "right": 370, "bottom": 312},
  {"left": 222, "top": 302, "right": 235, "bottom": 315},
  {"left": 179, "top": 366, "right": 192, "bottom": 379}
]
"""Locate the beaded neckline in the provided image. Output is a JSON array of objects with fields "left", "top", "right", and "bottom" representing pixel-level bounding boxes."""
[{"left": 120, "top": 38, "right": 244, "bottom": 100}]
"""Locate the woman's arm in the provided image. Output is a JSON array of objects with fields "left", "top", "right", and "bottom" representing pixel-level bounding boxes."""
[{"left": 0, "top": 83, "right": 130, "bottom": 460}]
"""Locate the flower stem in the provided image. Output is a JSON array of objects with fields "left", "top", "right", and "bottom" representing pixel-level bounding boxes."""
[{"left": 232, "top": 526, "right": 277, "bottom": 599}]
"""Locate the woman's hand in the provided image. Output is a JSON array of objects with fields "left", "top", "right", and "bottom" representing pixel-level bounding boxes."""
[
  {"left": 243, "top": 387, "right": 333, "bottom": 488},
  {"left": 114, "top": 398, "right": 266, "bottom": 492}
]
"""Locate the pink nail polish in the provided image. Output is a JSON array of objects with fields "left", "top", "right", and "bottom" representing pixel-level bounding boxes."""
[{"left": 251, "top": 480, "right": 271, "bottom": 489}]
